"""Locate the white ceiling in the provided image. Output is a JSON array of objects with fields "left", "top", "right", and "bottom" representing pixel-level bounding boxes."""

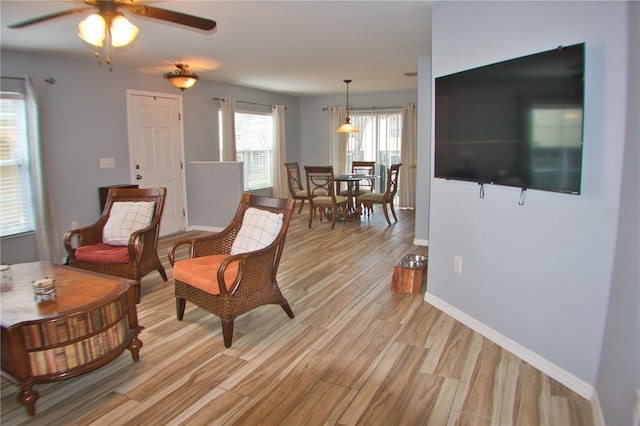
[{"left": 0, "top": 1, "right": 433, "bottom": 97}]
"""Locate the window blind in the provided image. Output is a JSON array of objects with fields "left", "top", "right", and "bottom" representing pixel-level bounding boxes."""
[{"left": 0, "top": 93, "right": 34, "bottom": 236}]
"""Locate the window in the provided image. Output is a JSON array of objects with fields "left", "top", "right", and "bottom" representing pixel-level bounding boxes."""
[
  {"left": 219, "top": 110, "right": 273, "bottom": 191},
  {"left": 347, "top": 110, "right": 402, "bottom": 192},
  {"left": 0, "top": 93, "right": 34, "bottom": 237}
]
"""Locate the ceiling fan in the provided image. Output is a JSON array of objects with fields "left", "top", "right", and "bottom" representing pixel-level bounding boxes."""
[
  {"left": 7, "top": 1, "right": 216, "bottom": 64},
  {"left": 7, "top": 1, "right": 217, "bottom": 31}
]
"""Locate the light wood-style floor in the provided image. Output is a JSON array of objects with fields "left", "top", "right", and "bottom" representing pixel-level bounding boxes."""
[{"left": 1, "top": 206, "right": 594, "bottom": 425}]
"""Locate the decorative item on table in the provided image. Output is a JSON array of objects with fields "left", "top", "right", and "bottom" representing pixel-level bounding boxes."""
[
  {"left": 32, "top": 277, "right": 56, "bottom": 302},
  {"left": 1, "top": 264, "right": 12, "bottom": 291}
]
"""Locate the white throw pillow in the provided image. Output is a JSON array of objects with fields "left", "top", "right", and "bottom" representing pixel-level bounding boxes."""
[
  {"left": 103, "top": 201, "right": 155, "bottom": 246},
  {"left": 230, "top": 207, "right": 284, "bottom": 255}
]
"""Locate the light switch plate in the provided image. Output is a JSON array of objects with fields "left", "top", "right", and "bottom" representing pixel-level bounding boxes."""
[{"left": 99, "top": 157, "right": 115, "bottom": 168}]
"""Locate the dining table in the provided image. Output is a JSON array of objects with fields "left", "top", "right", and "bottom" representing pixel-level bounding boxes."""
[{"left": 334, "top": 173, "right": 379, "bottom": 218}]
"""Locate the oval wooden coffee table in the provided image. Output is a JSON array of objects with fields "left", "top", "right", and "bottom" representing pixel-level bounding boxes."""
[{"left": 0, "top": 262, "right": 142, "bottom": 416}]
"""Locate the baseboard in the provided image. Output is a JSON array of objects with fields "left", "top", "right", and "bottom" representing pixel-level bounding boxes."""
[
  {"left": 413, "top": 238, "right": 428, "bottom": 247},
  {"left": 424, "top": 292, "right": 595, "bottom": 400},
  {"left": 591, "top": 391, "right": 606, "bottom": 426}
]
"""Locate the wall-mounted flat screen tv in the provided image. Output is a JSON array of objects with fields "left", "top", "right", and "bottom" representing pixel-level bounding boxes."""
[{"left": 434, "top": 43, "right": 585, "bottom": 194}]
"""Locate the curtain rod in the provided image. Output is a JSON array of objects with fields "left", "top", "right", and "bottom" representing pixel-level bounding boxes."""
[
  {"left": 213, "top": 97, "right": 275, "bottom": 109},
  {"left": 322, "top": 105, "right": 402, "bottom": 111},
  {"left": 1, "top": 76, "right": 56, "bottom": 84}
]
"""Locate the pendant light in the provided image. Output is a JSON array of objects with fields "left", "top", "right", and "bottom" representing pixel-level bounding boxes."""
[
  {"left": 336, "top": 79, "right": 360, "bottom": 133},
  {"left": 164, "top": 64, "right": 199, "bottom": 91}
]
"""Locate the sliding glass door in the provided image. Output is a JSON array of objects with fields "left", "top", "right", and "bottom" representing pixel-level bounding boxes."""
[{"left": 346, "top": 109, "right": 401, "bottom": 192}]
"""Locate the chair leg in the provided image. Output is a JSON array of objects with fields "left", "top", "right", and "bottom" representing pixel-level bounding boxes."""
[
  {"left": 281, "top": 302, "right": 295, "bottom": 318},
  {"left": 176, "top": 297, "right": 186, "bottom": 320},
  {"left": 308, "top": 204, "right": 313, "bottom": 228},
  {"left": 382, "top": 203, "right": 392, "bottom": 226},
  {"left": 134, "top": 284, "right": 141, "bottom": 304},
  {"left": 221, "top": 320, "right": 234, "bottom": 348},
  {"left": 157, "top": 264, "right": 168, "bottom": 281},
  {"left": 389, "top": 200, "right": 398, "bottom": 222},
  {"left": 297, "top": 199, "right": 305, "bottom": 214}
]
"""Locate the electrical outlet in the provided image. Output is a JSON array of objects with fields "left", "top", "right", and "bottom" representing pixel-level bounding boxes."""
[
  {"left": 454, "top": 255, "right": 463, "bottom": 274},
  {"left": 70, "top": 221, "right": 79, "bottom": 230}
]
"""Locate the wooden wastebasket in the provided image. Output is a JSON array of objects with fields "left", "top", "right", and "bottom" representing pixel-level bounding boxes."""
[{"left": 392, "top": 254, "right": 428, "bottom": 294}]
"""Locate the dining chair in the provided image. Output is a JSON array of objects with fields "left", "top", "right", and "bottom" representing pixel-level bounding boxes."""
[
  {"left": 168, "top": 193, "right": 295, "bottom": 348},
  {"left": 63, "top": 187, "right": 167, "bottom": 303},
  {"left": 304, "top": 165, "right": 349, "bottom": 230},
  {"left": 359, "top": 163, "right": 402, "bottom": 226},
  {"left": 350, "top": 161, "right": 377, "bottom": 194},
  {"left": 284, "top": 162, "right": 308, "bottom": 214}
]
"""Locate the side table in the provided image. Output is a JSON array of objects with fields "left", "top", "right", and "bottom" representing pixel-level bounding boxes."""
[{"left": 0, "top": 262, "right": 142, "bottom": 416}]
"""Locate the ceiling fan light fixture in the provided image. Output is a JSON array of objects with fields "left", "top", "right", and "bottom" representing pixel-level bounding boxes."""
[
  {"left": 78, "top": 13, "right": 106, "bottom": 47},
  {"left": 336, "top": 79, "right": 359, "bottom": 133},
  {"left": 110, "top": 15, "right": 138, "bottom": 47},
  {"left": 78, "top": 13, "right": 138, "bottom": 48},
  {"left": 164, "top": 64, "right": 199, "bottom": 91}
]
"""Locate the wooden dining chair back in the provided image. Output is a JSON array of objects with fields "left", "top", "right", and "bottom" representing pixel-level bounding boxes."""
[
  {"left": 359, "top": 163, "right": 402, "bottom": 226},
  {"left": 351, "top": 161, "right": 376, "bottom": 194},
  {"left": 304, "top": 165, "right": 349, "bottom": 230},
  {"left": 168, "top": 193, "right": 295, "bottom": 348},
  {"left": 64, "top": 187, "right": 168, "bottom": 303},
  {"left": 284, "top": 162, "right": 307, "bottom": 214}
]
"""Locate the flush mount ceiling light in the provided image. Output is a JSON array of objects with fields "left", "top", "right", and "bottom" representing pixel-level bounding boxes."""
[
  {"left": 336, "top": 79, "right": 360, "bottom": 133},
  {"left": 164, "top": 64, "right": 199, "bottom": 91}
]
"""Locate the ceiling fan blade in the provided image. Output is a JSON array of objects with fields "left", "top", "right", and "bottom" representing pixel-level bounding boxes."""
[
  {"left": 123, "top": 5, "right": 216, "bottom": 31},
  {"left": 7, "top": 7, "right": 92, "bottom": 29}
]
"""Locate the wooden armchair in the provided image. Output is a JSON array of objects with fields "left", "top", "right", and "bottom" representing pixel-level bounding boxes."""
[
  {"left": 304, "top": 165, "right": 348, "bottom": 230},
  {"left": 168, "top": 193, "right": 295, "bottom": 348},
  {"left": 64, "top": 187, "right": 167, "bottom": 303},
  {"left": 360, "top": 163, "right": 402, "bottom": 225},
  {"left": 284, "top": 162, "right": 308, "bottom": 214}
]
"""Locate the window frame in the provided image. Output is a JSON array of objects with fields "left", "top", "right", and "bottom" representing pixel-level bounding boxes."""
[
  {"left": 0, "top": 92, "right": 35, "bottom": 237},
  {"left": 219, "top": 108, "right": 274, "bottom": 191}
]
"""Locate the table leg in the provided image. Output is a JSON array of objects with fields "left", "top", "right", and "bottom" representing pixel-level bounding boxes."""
[
  {"left": 18, "top": 384, "right": 38, "bottom": 416},
  {"left": 128, "top": 335, "right": 143, "bottom": 362},
  {"left": 354, "top": 181, "right": 361, "bottom": 216}
]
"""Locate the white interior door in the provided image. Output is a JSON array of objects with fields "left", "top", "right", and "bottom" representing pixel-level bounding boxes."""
[{"left": 126, "top": 90, "right": 186, "bottom": 236}]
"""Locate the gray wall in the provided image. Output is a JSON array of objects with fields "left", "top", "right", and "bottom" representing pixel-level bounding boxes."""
[
  {"left": 414, "top": 56, "right": 431, "bottom": 245},
  {"left": 0, "top": 49, "right": 300, "bottom": 263},
  {"left": 0, "top": 49, "right": 420, "bottom": 264},
  {"left": 427, "top": 2, "right": 638, "bottom": 423},
  {"left": 595, "top": 2, "right": 640, "bottom": 425}
]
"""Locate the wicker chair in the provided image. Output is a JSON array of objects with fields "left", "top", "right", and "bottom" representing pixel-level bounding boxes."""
[
  {"left": 304, "top": 165, "right": 348, "bottom": 230},
  {"left": 64, "top": 187, "right": 167, "bottom": 303},
  {"left": 168, "top": 193, "right": 295, "bottom": 348},
  {"left": 284, "top": 162, "right": 308, "bottom": 214},
  {"left": 360, "top": 163, "right": 402, "bottom": 225}
]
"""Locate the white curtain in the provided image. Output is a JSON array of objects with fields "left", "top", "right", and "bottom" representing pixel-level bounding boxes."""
[
  {"left": 25, "top": 76, "right": 61, "bottom": 262},
  {"left": 272, "top": 105, "right": 288, "bottom": 198},
  {"left": 328, "top": 106, "right": 347, "bottom": 174},
  {"left": 219, "top": 97, "right": 236, "bottom": 161},
  {"left": 400, "top": 103, "right": 417, "bottom": 208}
]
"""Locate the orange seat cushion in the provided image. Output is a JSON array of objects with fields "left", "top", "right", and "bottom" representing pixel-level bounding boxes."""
[
  {"left": 75, "top": 243, "right": 130, "bottom": 264},
  {"left": 173, "top": 254, "right": 240, "bottom": 295}
]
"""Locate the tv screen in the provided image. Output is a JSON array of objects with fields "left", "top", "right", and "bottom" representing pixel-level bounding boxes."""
[{"left": 434, "top": 43, "right": 585, "bottom": 194}]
